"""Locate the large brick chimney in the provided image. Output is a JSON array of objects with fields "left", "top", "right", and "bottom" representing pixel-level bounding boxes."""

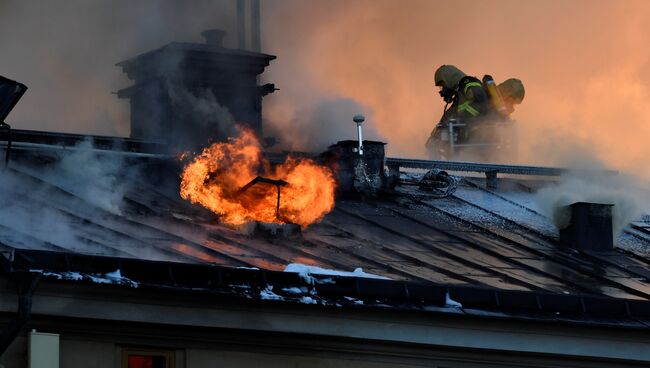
[{"left": 116, "top": 29, "right": 276, "bottom": 150}]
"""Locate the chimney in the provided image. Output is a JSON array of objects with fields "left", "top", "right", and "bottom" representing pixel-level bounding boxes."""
[
  {"left": 326, "top": 139, "right": 387, "bottom": 194},
  {"left": 323, "top": 116, "right": 387, "bottom": 194},
  {"left": 116, "top": 30, "right": 276, "bottom": 151},
  {"left": 201, "top": 29, "right": 226, "bottom": 48},
  {"left": 559, "top": 202, "right": 614, "bottom": 251}
]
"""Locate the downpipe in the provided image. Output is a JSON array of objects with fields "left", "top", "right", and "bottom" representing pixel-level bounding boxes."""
[
  {"left": 0, "top": 122, "right": 11, "bottom": 169},
  {"left": 0, "top": 271, "right": 40, "bottom": 357}
]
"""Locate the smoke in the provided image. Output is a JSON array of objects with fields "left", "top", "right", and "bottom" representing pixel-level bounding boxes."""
[
  {"left": 265, "top": 97, "right": 384, "bottom": 152},
  {"left": 4, "top": 0, "right": 650, "bottom": 177},
  {"left": 166, "top": 83, "right": 239, "bottom": 151},
  {"left": 0, "top": 138, "right": 141, "bottom": 254},
  {"left": 32, "top": 139, "right": 131, "bottom": 215},
  {"left": 0, "top": 0, "right": 237, "bottom": 135},
  {"left": 535, "top": 149, "right": 650, "bottom": 236},
  {"left": 0, "top": 170, "right": 80, "bottom": 250},
  {"left": 261, "top": 0, "right": 650, "bottom": 178}
]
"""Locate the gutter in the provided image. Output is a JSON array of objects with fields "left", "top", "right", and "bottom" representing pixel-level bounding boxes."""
[{"left": 0, "top": 271, "right": 40, "bottom": 356}]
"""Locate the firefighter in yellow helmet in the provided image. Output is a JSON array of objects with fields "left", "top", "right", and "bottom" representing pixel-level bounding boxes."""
[{"left": 497, "top": 78, "right": 525, "bottom": 116}]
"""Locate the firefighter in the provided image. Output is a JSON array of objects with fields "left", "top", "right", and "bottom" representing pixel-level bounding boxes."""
[
  {"left": 434, "top": 65, "right": 490, "bottom": 124},
  {"left": 426, "top": 65, "right": 490, "bottom": 158},
  {"left": 497, "top": 78, "right": 525, "bottom": 116}
]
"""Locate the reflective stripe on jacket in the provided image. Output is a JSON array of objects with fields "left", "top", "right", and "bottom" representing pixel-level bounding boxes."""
[{"left": 455, "top": 77, "right": 489, "bottom": 120}]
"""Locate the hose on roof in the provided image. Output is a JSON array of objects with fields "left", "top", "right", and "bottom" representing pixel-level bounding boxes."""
[{"left": 417, "top": 169, "right": 460, "bottom": 198}]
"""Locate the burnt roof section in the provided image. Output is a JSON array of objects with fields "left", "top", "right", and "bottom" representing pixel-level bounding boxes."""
[{"left": 1, "top": 131, "right": 650, "bottom": 326}]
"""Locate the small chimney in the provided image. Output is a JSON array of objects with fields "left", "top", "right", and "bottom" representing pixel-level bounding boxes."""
[
  {"left": 325, "top": 139, "right": 387, "bottom": 194},
  {"left": 321, "top": 115, "right": 388, "bottom": 194},
  {"left": 559, "top": 202, "right": 614, "bottom": 251},
  {"left": 201, "top": 29, "right": 226, "bottom": 48}
]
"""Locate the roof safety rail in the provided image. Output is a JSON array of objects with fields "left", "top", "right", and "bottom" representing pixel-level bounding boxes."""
[{"left": 385, "top": 158, "right": 618, "bottom": 189}]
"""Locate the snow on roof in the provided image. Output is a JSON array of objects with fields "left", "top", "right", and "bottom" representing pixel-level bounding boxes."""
[{"left": 284, "top": 263, "right": 390, "bottom": 284}]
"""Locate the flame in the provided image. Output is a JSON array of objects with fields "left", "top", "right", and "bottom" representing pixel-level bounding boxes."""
[
  {"left": 180, "top": 128, "right": 336, "bottom": 227},
  {"left": 176, "top": 150, "right": 190, "bottom": 162}
]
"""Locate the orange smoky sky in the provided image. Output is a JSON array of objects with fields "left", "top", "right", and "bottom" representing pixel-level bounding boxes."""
[
  {"left": 262, "top": 0, "right": 650, "bottom": 176},
  {"left": 3, "top": 0, "right": 650, "bottom": 177}
]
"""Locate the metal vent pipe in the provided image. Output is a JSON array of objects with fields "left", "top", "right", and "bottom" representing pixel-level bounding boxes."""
[
  {"left": 237, "top": 0, "right": 246, "bottom": 50},
  {"left": 353, "top": 115, "right": 364, "bottom": 156},
  {"left": 251, "top": 0, "right": 261, "bottom": 52}
]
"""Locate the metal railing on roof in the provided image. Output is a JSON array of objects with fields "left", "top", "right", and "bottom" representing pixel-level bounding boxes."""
[
  {"left": 0, "top": 141, "right": 170, "bottom": 159},
  {"left": 385, "top": 157, "right": 618, "bottom": 189},
  {"left": 387, "top": 158, "right": 562, "bottom": 176},
  {"left": 267, "top": 151, "right": 618, "bottom": 189}
]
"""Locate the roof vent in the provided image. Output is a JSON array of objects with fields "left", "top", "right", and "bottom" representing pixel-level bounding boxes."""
[{"left": 559, "top": 202, "right": 613, "bottom": 251}]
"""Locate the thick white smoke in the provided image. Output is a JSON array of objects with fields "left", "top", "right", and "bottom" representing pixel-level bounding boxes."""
[
  {"left": 535, "top": 151, "right": 650, "bottom": 237},
  {"left": 31, "top": 139, "right": 129, "bottom": 214},
  {"left": 0, "top": 140, "right": 132, "bottom": 253}
]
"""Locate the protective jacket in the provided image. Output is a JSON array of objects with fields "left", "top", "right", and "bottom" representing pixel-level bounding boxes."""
[{"left": 434, "top": 65, "right": 490, "bottom": 123}]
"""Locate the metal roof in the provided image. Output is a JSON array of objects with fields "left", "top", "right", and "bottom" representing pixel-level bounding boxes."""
[{"left": 1, "top": 131, "right": 650, "bottom": 326}]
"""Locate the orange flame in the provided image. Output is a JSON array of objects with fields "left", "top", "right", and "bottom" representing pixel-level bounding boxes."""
[{"left": 180, "top": 128, "right": 336, "bottom": 227}]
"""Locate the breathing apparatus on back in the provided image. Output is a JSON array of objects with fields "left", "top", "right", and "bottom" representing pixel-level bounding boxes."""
[{"left": 482, "top": 75, "right": 507, "bottom": 117}]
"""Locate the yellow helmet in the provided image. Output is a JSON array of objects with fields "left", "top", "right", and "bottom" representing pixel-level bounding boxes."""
[{"left": 497, "top": 78, "right": 525, "bottom": 104}]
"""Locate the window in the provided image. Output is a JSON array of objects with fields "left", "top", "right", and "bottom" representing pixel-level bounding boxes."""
[{"left": 122, "top": 348, "right": 175, "bottom": 368}]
